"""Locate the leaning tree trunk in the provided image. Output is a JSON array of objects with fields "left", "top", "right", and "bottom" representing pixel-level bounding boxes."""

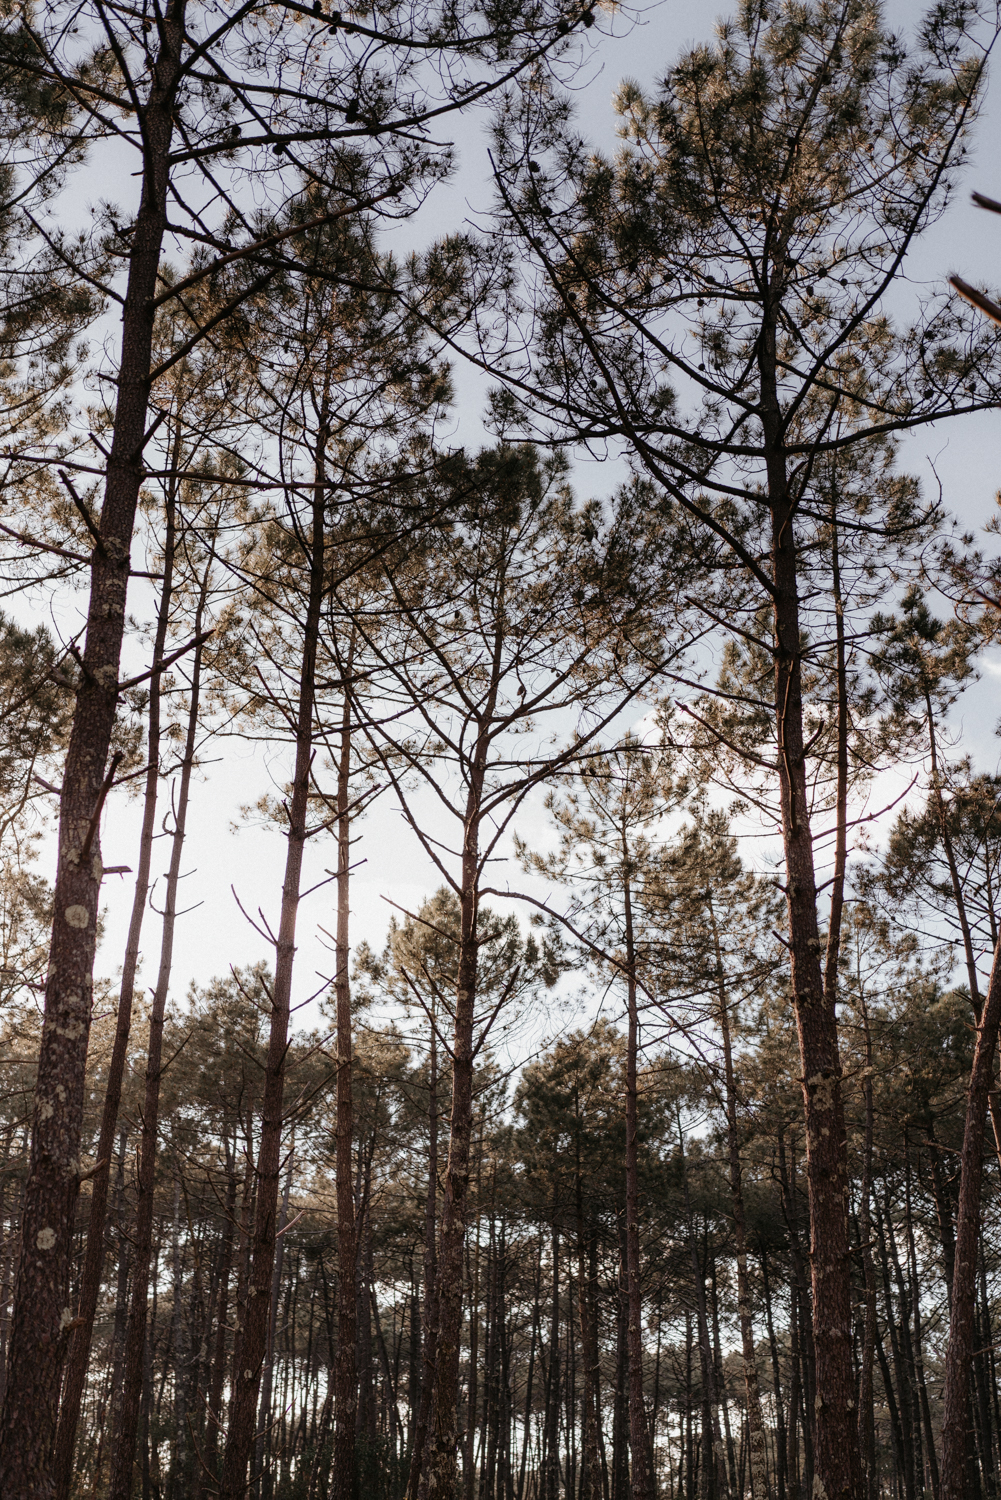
[
  {"left": 940, "top": 936, "right": 1001, "bottom": 1500},
  {"left": 52, "top": 470, "right": 180, "bottom": 1500},
  {"left": 0, "top": 11, "right": 186, "bottom": 1492},
  {"left": 108, "top": 617, "right": 207, "bottom": 1500},
  {"left": 760, "top": 300, "right": 860, "bottom": 1500},
  {"left": 219, "top": 478, "right": 326, "bottom": 1500},
  {"left": 332, "top": 665, "right": 358, "bottom": 1500}
]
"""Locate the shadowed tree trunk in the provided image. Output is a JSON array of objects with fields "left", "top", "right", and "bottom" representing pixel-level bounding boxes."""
[
  {"left": 0, "top": 11, "right": 186, "bottom": 1490},
  {"left": 52, "top": 465, "right": 180, "bottom": 1500},
  {"left": 940, "top": 936, "right": 1001, "bottom": 1500}
]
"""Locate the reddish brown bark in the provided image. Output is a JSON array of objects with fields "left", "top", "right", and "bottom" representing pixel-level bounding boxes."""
[
  {"left": 52, "top": 478, "right": 178, "bottom": 1500},
  {"left": 218, "top": 480, "right": 325, "bottom": 1500},
  {"left": 939, "top": 936, "right": 1001, "bottom": 1500},
  {"left": 0, "top": 11, "right": 185, "bottom": 1494}
]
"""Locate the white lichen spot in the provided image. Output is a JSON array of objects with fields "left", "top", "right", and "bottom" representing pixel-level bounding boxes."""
[
  {"left": 806, "top": 1071, "right": 837, "bottom": 1111},
  {"left": 39, "top": 1099, "right": 54, "bottom": 1121},
  {"left": 64, "top": 905, "right": 90, "bottom": 929},
  {"left": 37, "top": 1227, "right": 57, "bottom": 1251},
  {"left": 812, "top": 1477, "right": 828, "bottom": 1500},
  {"left": 92, "top": 851, "right": 103, "bottom": 881}
]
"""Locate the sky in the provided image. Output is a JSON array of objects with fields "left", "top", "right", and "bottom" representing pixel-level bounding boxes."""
[{"left": 17, "top": 0, "right": 1001, "bottom": 1055}]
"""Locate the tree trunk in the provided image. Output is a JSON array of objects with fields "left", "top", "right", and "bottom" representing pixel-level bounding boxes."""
[
  {"left": 107, "top": 611, "right": 207, "bottom": 1500},
  {"left": 415, "top": 756, "right": 486, "bottom": 1500},
  {"left": 708, "top": 895, "right": 768, "bottom": 1500},
  {"left": 760, "top": 296, "right": 859, "bottom": 1500},
  {"left": 219, "top": 476, "right": 326, "bottom": 1500},
  {"left": 255, "top": 1148, "right": 294, "bottom": 1500},
  {"left": 407, "top": 1011, "right": 439, "bottom": 1500},
  {"left": 622, "top": 877, "right": 653, "bottom": 1500},
  {"left": 52, "top": 475, "right": 179, "bottom": 1500},
  {"left": 0, "top": 11, "right": 186, "bottom": 1491},
  {"left": 940, "top": 936, "right": 1001, "bottom": 1500},
  {"left": 332, "top": 665, "right": 359, "bottom": 1500}
]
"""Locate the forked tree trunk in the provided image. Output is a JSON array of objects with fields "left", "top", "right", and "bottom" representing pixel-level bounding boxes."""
[
  {"left": 0, "top": 11, "right": 186, "bottom": 1491},
  {"left": 940, "top": 935, "right": 1001, "bottom": 1500},
  {"left": 108, "top": 619, "right": 207, "bottom": 1500},
  {"left": 52, "top": 477, "right": 179, "bottom": 1500},
  {"left": 332, "top": 667, "right": 358, "bottom": 1500},
  {"left": 219, "top": 477, "right": 326, "bottom": 1500}
]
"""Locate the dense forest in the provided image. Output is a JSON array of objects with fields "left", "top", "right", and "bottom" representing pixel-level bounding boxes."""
[{"left": 1, "top": 2, "right": 1001, "bottom": 1500}]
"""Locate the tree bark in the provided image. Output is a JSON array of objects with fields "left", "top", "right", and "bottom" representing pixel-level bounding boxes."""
[
  {"left": 0, "top": 11, "right": 185, "bottom": 1492},
  {"left": 708, "top": 895, "right": 768, "bottom": 1500},
  {"left": 622, "top": 877, "right": 653, "bottom": 1500},
  {"left": 332, "top": 663, "right": 359, "bottom": 1500},
  {"left": 52, "top": 470, "right": 179, "bottom": 1500},
  {"left": 760, "top": 297, "right": 859, "bottom": 1500},
  {"left": 415, "top": 752, "right": 485, "bottom": 1500},
  {"left": 940, "top": 935, "right": 1001, "bottom": 1500}
]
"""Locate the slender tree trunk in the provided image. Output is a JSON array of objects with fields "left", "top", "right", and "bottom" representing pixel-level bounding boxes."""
[
  {"left": 255, "top": 1147, "right": 294, "bottom": 1500},
  {"left": 679, "top": 1117, "right": 721, "bottom": 1500},
  {"left": 333, "top": 663, "right": 359, "bottom": 1500},
  {"left": 407, "top": 1018, "right": 439, "bottom": 1500},
  {"left": 203, "top": 1139, "right": 239, "bottom": 1497},
  {"left": 0, "top": 12, "right": 186, "bottom": 1489},
  {"left": 940, "top": 936, "right": 1001, "bottom": 1500},
  {"left": 576, "top": 1096, "right": 601, "bottom": 1500},
  {"left": 219, "top": 467, "right": 326, "bottom": 1500},
  {"left": 708, "top": 895, "right": 768, "bottom": 1500},
  {"left": 622, "top": 877, "right": 653, "bottom": 1500},
  {"left": 108, "top": 607, "right": 207, "bottom": 1500},
  {"left": 760, "top": 300, "right": 858, "bottom": 1500},
  {"left": 52, "top": 476, "right": 180, "bottom": 1500},
  {"left": 415, "top": 753, "right": 486, "bottom": 1500},
  {"left": 856, "top": 1005, "right": 878, "bottom": 1500}
]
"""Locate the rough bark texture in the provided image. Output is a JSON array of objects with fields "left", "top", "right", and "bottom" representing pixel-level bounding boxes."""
[
  {"left": 760, "top": 299, "right": 859, "bottom": 1500},
  {"left": 0, "top": 12, "right": 184, "bottom": 1494},
  {"left": 940, "top": 936, "right": 1001, "bottom": 1500},
  {"left": 219, "top": 484, "right": 325, "bottom": 1500},
  {"left": 108, "top": 625, "right": 205, "bottom": 1500},
  {"left": 52, "top": 484, "right": 177, "bottom": 1500},
  {"left": 332, "top": 671, "right": 358, "bottom": 1500}
]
